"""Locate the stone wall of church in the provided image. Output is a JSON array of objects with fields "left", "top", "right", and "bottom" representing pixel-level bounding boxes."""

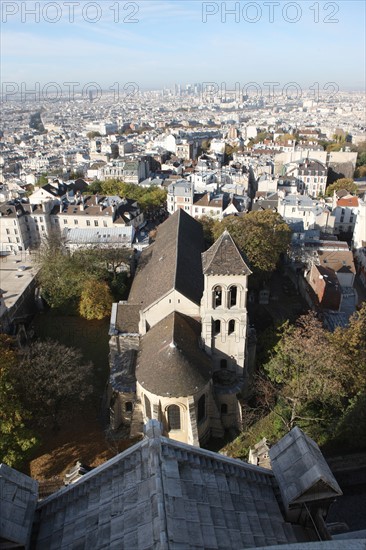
[{"left": 136, "top": 381, "right": 221, "bottom": 446}]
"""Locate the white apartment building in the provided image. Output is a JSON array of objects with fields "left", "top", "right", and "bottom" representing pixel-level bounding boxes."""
[
  {"left": 331, "top": 194, "right": 358, "bottom": 235},
  {"left": 285, "top": 159, "right": 328, "bottom": 197},
  {"left": 278, "top": 194, "right": 335, "bottom": 233}
]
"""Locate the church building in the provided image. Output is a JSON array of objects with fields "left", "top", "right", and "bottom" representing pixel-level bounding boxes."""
[{"left": 108, "top": 209, "right": 254, "bottom": 446}]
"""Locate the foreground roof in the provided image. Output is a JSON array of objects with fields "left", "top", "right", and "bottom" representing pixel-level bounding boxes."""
[
  {"left": 31, "top": 422, "right": 309, "bottom": 549},
  {"left": 269, "top": 426, "right": 342, "bottom": 510}
]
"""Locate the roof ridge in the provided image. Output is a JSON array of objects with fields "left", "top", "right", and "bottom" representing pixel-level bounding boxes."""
[{"left": 173, "top": 210, "right": 182, "bottom": 291}]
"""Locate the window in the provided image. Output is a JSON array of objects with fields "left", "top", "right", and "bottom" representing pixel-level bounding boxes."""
[
  {"left": 74, "top": 219, "right": 78, "bottom": 225},
  {"left": 228, "top": 320, "right": 235, "bottom": 335},
  {"left": 41, "top": 225, "right": 45, "bottom": 231},
  {"left": 340, "top": 216, "right": 344, "bottom": 223},
  {"left": 103, "top": 220, "right": 108, "bottom": 227},
  {"left": 94, "top": 220, "right": 99, "bottom": 227},
  {"left": 197, "top": 395, "right": 206, "bottom": 423},
  {"left": 14, "top": 229, "right": 18, "bottom": 234},
  {"left": 228, "top": 286, "right": 237, "bottom": 308},
  {"left": 16, "top": 237, "right": 20, "bottom": 243},
  {"left": 86, "top": 220, "right": 90, "bottom": 226},
  {"left": 167, "top": 405, "right": 181, "bottom": 430},
  {"left": 125, "top": 402, "right": 133, "bottom": 412},
  {"left": 214, "top": 319, "right": 221, "bottom": 335},
  {"left": 213, "top": 286, "right": 222, "bottom": 308},
  {"left": 6, "top": 229, "right": 9, "bottom": 234},
  {"left": 144, "top": 395, "right": 151, "bottom": 420},
  {"left": 64, "top": 219, "right": 68, "bottom": 224},
  {"left": 221, "top": 404, "right": 228, "bottom": 414},
  {"left": 39, "top": 217, "right": 43, "bottom": 222},
  {"left": 220, "top": 359, "right": 227, "bottom": 369}
]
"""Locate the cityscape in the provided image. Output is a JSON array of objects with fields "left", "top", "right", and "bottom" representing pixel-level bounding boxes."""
[{"left": 0, "top": 1, "right": 366, "bottom": 549}]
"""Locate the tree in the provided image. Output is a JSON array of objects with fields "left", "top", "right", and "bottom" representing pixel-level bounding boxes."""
[
  {"left": 79, "top": 279, "right": 113, "bottom": 320},
  {"left": 0, "top": 335, "right": 37, "bottom": 467},
  {"left": 325, "top": 178, "right": 357, "bottom": 196},
  {"left": 13, "top": 340, "right": 94, "bottom": 430},
  {"left": 37, "top": 173, "right": 48, "bottom": 186},
  {"left": 36, "top": 232, "right": 85, "bottom": 310},
  {"left": 262, "top": 313, "right": 345, "bottom": 436},
  {"left": 331, "top": 302, "right": 366, "bottom": 394},
  {"left": 87, "top": 131, "right": 101, "bottom": 139},
  {"left": 213, "top": 211, "right": 291, "bottom": 278}
]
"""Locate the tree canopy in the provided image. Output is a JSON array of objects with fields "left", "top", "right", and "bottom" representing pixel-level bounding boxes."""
[
  {"left": 36, "top": 232, "right": 132, "bottom": 312},
  {"left": 212, "top": 210, "right": 291, "bottom": 278},
  {"left": 260, "top": 305, "right": 366, "bottom": 447},
  {"left": 79, "top": 280, "right": 113, "bottom": 320},
  {"left": 325, "top": 178, "right": 357, "bottom": 196},
  {"left": 88, "top": 180, "right": 167, "bottom": 212},
  {"left": 0, "top": 335, "right": 37, "bottom": 467},
  {"left": 13, "top": 339, "right": 94, "bottom": 430}
]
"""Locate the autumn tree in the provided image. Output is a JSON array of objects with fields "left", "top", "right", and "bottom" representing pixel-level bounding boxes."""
[
  {"left": 79, "top": 280, "right": 113, "bottom": 320},
  {"left": 36, "top": 232, "right": 85, "bottom": 310},
  {"left": 213, "top": 210, "right": 291, "bottom": 278},
  {"left": 325, "top": 178, "right": 357, "bottom": 196},
  {"left": 262, "top": 313, "right": 345, "bottom": 438},
  {"left": 13, "top": 339, "right": 94, "bottom": 430},
  {"left": 0, "top": 335, "right": 37, "bottom": 467}
]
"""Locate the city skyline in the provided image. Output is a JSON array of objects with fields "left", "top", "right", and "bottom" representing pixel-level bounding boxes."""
[{"left": 1, "top": 0, "right": 365, "bottom": 91}]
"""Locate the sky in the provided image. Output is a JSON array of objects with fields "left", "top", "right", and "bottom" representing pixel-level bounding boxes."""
[{"left": 1, "top": 0, "right": 365, "bottom": 93}]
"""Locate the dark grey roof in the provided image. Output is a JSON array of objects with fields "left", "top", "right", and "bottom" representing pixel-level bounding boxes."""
[
  {"left": 0, "top": 463, "right": 38, "bottom": 548},
  {"left": 31, "top": 421, "right": 309, "bottom": 549},
  {"left": 202, "top": 230, "right": 252, "bottom": 276},
  {"left": 269, "top": 426, "right": 342, "bottom": 510},
  {"left": 115, "top": 303, "right": 141, "bottom": 333},
  {"left": 128, "top": 209, "right": 204, "bottom": 309},
  {"left": 136, "top": 311, "right": 212, "bottom": 397}
]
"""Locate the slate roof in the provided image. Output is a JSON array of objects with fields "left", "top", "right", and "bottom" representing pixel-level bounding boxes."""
[
  {"left": 0, "top": 463, "right": 38, "bottom": 548},
  {"left": 128, "top": 209, "right": 204, "bottom": 310},
  {"left": 31, "top": 422, "right": 311, "bottom": 549},
  {"left": 202, "top": 230, "right": 252, "bottom": 276},
  {"left": 115, "top": 303, "right": 141, "bottom": 333},
  {"left": 136, "top": 311, "right": 212, "bottom": 397},
  {"left": 269, "top": 426, "right": 342, "bottom": 510}
]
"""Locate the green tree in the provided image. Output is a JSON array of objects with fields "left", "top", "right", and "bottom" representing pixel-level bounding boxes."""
[
  {"left": 263, "top": 313, "right": 345, "bottom": 437},
  {"left": 37, "top": 173, "right": 48, "bottom": 186},
  {"left": 79, "top": 279, "right": 113, "bottom": 320},
  {"left": 13, "top": 340, "right": 94, "bottom": 430},
  {"left": 36, "top": 232, "right": 85, "bottom": 310},
  {"left": 213, "top": 211, "right": 291, "bottom": 278},
  {"left": 0, "top": 335, "right": 37, "bottom": 467},
  {"left": 325, "top": 178, "right": 357, "bottom": 196}
]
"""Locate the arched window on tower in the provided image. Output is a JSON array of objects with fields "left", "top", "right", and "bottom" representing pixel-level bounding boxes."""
[
  {"left": 214, "top": 319, "right": 221, "bottom": 335},
  {"left": 213, "top": 286, "right": 222, "bottom": 308},
  {"left": 144, "top": 395, "right": 152, "bottom": 420},
  {"left": 228, "top": 285, "right": 237, "bottom": 308},
  {"left": 228, "top": 319, "right": 235, "bottom": 335},
  {"left": 197, "top": 394, "right": 206, "bottom": 423},
  {"left": 167, "top": 405, "right": 181, "bottom": 430}
]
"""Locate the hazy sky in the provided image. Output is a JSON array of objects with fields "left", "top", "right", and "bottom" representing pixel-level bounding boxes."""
[{"left": 1, "top": 0, "right": 365, "bottom": 92}]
